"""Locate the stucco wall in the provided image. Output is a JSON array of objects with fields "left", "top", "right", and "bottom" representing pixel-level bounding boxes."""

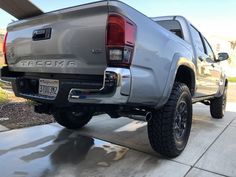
[{"left": 0, "top": 29, "right": 6, "bottom": 66}]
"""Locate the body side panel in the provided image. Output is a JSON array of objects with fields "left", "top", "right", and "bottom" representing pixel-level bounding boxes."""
[{"left": 108, "top": 1, "right": 195, "bottom": 107}]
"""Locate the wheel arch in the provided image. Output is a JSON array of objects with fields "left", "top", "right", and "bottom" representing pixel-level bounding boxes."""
[
  {"left": 175, "top": 65, "right": 196, "bottom": 96},
  {"left": 155, "top": 53, "right": 196, "bottom": 108},
  {"left": 215, "top": 74, "right": 228, "bottom": 98},
  {"left": 225, "top": 78, "right": 228, "bottom": 87}
]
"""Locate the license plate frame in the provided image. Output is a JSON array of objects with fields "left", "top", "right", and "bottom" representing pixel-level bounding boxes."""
[{"left": 39, "top": 79, "right": 59, "bottom": 97}]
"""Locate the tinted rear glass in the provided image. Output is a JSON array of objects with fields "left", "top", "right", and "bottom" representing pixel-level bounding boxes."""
[{"left": 157, "top": 20, "right": 183, "bottom": 39}]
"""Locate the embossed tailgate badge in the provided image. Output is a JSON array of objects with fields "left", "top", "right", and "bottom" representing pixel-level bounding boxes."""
[{"left": 19, "top": 60, "right": 77, "bottom": 68}]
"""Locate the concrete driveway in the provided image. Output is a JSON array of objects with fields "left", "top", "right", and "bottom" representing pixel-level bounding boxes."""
[{"left": 0, "top": 103, "right": 236, "bottom": 177}]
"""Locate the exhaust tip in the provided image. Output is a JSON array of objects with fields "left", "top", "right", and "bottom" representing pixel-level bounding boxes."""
[{"left": 146, "top": 112, "right": 152, "bottom": 122}]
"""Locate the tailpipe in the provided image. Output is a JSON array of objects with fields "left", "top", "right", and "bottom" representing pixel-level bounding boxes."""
[
  {"left": 145, "top": 112, "right": 152, "bottom": 122},
  {"left": 126, "top": 111, "right": 152, "bottom": 122}
]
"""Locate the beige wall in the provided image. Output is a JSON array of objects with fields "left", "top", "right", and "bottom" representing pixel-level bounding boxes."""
[
  {"left": 208, "top": 36, "right": 236, "bottom": 76},
  {"left": 0, "top": 42, "right": 4, "bottom": 66},
  {"left": 0, "top": 29, "right": 5, "bottom": 66}
]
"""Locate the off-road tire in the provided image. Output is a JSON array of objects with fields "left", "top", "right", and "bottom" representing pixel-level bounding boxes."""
[
  {"left": 148, "top": 82, "right": 192, "bottom": 158},
  {"left": 210, "top": 86, "right": 227, "bottom": 119},
  {"left": 53, "top": 111, "right": 93, "bottom": 129}
]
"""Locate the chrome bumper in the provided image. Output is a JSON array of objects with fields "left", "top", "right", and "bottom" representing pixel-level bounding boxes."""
[{"left": 68, "top": 67, "right": 131, "bottom": 104}]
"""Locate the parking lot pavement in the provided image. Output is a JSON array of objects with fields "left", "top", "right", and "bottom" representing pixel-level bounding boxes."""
[{"left": 0, "top": 103, "right": 236, "bottom": 177}]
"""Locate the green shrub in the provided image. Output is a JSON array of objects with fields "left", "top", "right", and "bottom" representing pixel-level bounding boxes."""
[
  {"left": 228, "top": 77, "right": 236, "bottom": 83},
  {"left": 0, "top": 88, "right": 9, "bottom": 103}
]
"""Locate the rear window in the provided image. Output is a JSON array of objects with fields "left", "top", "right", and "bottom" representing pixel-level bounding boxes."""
[{"left": 156, "top": 20, "right": 184, "bottom": 39}]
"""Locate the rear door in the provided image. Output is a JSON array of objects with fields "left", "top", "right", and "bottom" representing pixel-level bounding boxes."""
[
  {"left": 202, "top": 37, "right": 221, "bottom": 94},
  {"left": 190, "top": 25, "right": 212, "bottom": 96}
]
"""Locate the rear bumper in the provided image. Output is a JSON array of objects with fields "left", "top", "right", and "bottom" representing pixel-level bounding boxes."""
[
  {"left": 68, "top": 68, "right": 131, "bottom": 104},
  {"left": 0, "top": 67, "right": 131, "bottom": 105}
]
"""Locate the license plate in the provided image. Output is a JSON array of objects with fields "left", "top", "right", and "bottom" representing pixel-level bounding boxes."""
[{"left": 39, "top": 79, "right": 59, "bottom": 97}]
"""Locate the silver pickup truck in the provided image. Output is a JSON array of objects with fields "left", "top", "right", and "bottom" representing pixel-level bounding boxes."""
[{"left": 0, "top": 1, "right": 229, "bottom": 157}]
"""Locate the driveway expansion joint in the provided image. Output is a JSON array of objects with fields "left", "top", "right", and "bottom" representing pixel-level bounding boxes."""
[{"left": 184, "top": 118, "right": 236, "bottom": 177}]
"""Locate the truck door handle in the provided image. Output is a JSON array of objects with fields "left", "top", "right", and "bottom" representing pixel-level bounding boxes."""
[
  {"left": 199, "top": 56, "right": 204, "bottom": 62},
  {"left": 32, "top": 28, "right": 51, "bottom": 41}
]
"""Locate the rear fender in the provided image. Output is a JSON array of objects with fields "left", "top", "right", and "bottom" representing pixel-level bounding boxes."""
[
  {"left": 155, "top": 53, "right": 196, "bottom": 108},
  {"left": 215, "top": 73, "right": 227, "bottom": 97}
]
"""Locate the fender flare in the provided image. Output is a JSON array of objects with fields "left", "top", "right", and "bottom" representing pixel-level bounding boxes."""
[
  {"left": 215, "top": 73, "right": 228, "bottom": 98},
  {"left": 155, "top": 53, "right": 196, "bottom": 108}
]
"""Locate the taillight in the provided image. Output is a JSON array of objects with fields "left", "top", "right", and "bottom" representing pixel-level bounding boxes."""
[
  {"left": 106, "top": 14, "right": 136, "bottom": 67},
  {"left": 3, "top": 32, "right": 8, "bottom": 65}
]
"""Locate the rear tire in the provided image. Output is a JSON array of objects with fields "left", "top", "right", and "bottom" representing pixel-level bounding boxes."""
[
  {"left": 148, "top": 82, "right": 192, "bottom": 157},
  {"left": 53, "top": 111, "right": 93, "bottom": 129},
  {"left": 210, "top": 86, "right": 227, "bottom": 119}
]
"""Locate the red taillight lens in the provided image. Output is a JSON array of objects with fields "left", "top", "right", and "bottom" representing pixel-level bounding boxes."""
[
  {"left": 107, "top": 15, "right": 125, "bottom": 46},
  {"left": 106, "top": 14, "right": 136, "bottom": 67},
  {"left": 3, "top": 32, "right": 8, "bottom": 65}
]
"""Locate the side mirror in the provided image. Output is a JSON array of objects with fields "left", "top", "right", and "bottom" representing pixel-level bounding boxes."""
[{"left": 216, "top": 52, "right": 229, "bottom": 62}]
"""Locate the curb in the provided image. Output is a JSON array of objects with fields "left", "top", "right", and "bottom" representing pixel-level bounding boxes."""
[
  {"left": 0, "top": 124, "right": 9, "bottom": 132},
  {"left": 0, "top": 79, "right": 11, "bottom": 85}
]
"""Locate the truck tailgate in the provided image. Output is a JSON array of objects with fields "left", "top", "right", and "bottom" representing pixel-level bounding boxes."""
[{"left": 5, "top": 1, "right": 108, "bottom": 75}]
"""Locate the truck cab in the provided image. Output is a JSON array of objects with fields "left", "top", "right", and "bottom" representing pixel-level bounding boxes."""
[{"left": 153, "top": 16, "right": 227, "bottom": 98}]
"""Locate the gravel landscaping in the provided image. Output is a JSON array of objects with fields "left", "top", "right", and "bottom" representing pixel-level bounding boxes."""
[
  {"left": 0, "top": 82, "right": 54, "bottom": 129},
  {"left": 0, "top": 80, "right": 235, "bottom": 130}
]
